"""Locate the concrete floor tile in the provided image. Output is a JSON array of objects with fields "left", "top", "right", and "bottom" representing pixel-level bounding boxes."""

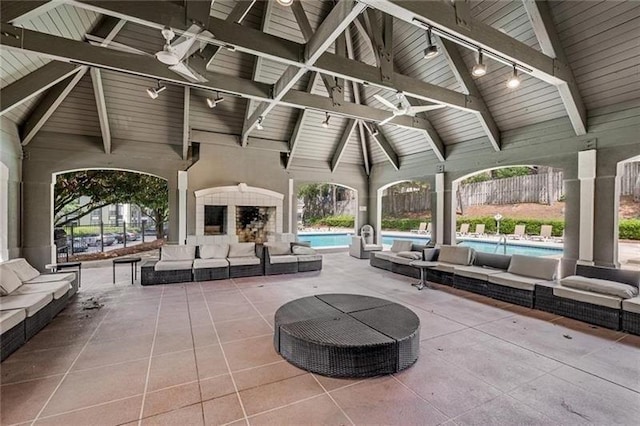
[
  {"left": 202, "top": 394, "right": 245, "bottom": 425},
  {"left": 232, "top": 360, "right": 306, "bottom": 392},
  {"left": 247, "top": 394, "right": 350, "bottom": 425},
  {"left": 222, "top": 335, "right": 281, "bottom": 372},
  {"left": 238, "top": 373, "right": 324, "bottom": 416},
  {"left": 147, "top": 350, "right": 198, "bottom": 392},
  {"left": 0, "top": 375, "right": 63, "bottom": 425},
  {"left": 35, "top": 395, "right": 142, "bottom": 426},
  {"left": 142, "top": 403, "right": 204, "bottom": 425},
  {"left": 215, "top": 317, "right": 273, "bottom": 343},
  {"left": 143, "top": 382, "right": 202, "bottom": 418},
  {"left": 451, "top": 395, "right": 553, "bottom": 425}
]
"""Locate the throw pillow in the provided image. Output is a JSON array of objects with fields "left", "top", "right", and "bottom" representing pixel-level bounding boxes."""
[
  {"left": 0, "top": 264, "right": 23, "bottom": 295},
  {"left": 397, "top": 251, "right": 421, "bottom": 260},
  {"left": 423, "top": 248, "right": 439, "bottom": 261},
  {"left": 6, "top": 258, "right": 40, "bottom": 282},
  {"left": 561, "top": 275, "right": 639, "bottom": 299},
  {"left": 228, "top": 242, "right": 256, "bottom": 258},
  {"left": 292, "top": 245, "right": 316, "bottom": 255},
  {"left": 266, "top": 242, "right": 291, "bottom": 256},
  {"left": 390, "top": 240, "right": 413, "bottom": 253}
]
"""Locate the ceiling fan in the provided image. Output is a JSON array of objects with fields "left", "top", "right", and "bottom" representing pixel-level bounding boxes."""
[
  {"left": 374, "top": 93, "right": 446, "bottom": 125},
  {"left": 87, "top": 24, "right": 209, "bottom": 83}
]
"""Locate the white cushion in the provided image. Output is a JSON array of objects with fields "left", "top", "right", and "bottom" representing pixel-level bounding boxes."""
[
  {"left": 390, "top": 256, "right": 412, "bottom": 266},
  {"left": 269, "top": 255, "right": 298, "bottom": 264},
  {"left": 154, "top": 260, "right": 193, "bottom": 271},
  {"left": 228, "top": 243, "right": 256, "bottom": 258},
  {"left": 228, "top": 257, "right": 261, "bottom": 266},
  {"left": 0, "top": 264, "right": 23, "bottom": 296},
  {"left": 561, "top": 275, "right": 638, "bottom": 299},
  {"left": 437, "top": 246, "right": 473, "bottom": 266},
  {"left": 373, "top": 251, "right": 395, "bottom": 261},
  {"left": 488, "top": 272, "right": 541, "bottom": 291},
  {"left": 199, "top": 244, "right": 229, "bottom": 259},
  {"left": 0, "top": 309, "right": 26, "bottom": 334},
  {"left": 432, "top": 262, "right": 457, "bottom": 273},
  {"left": 508, "top": 255, "right": 558, "bottom": 281},
  {"left": 292, "top": 245, "right": 317, "bottom": 255},
  {"left": 454, "top": 265, "right": 504, "bottom": 281},
  {"left": 266, "top": 242, "right": 291, "bottom": 256},
  {"left": 24, "top": 272, "right": 75, "bottom": 284},
  {"left": 363, "top": 244, "right": 382, "bottom": 251},
  {"left": 193, "top": 258, "right": 229, "bottom": 269},
  {"left": 397, "top": 251, "right": 421, "bottom": 260},
  {"left": 390, "top": 240, "right": 413, "bottom": 253},
  {"left": 622, "top": 297, "right": 640, "bottom": 314},
  {"left": 5, "top": 258, "right": 40, "bottom": 281},
  {"left": 553, "top": 285, "right": 621, "bottom": 309},
  {"left": 0, "top": 292, "right": 53, "bottom": 317},
  {"left": 15, "top": 282, "right": 70, "bottom": 300},
  {"left": 297, "top": 254, "right": 322, "bottom": 262},
  {"left": 161, "top": 245, "right": 196, "bottom": 261}
]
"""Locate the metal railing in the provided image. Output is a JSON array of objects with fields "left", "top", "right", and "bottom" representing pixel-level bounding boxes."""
[{"left": 494, "top": 234, "right": 508, "bottom": 255}]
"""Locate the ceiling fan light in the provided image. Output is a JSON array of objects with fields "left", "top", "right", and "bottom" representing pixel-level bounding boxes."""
[
  {"left": 256, "top": 117, "right": 264, "bottom": 130},
  {"left": 472, "top": 50, "right": 487, "bottom": 76},
  {"left": 146, "top": 84, "right": 166, "bottom": 99},
  {"left": 424, "top": 45, "right": 438, "bottom": 59},
  {"left": 206, "top": 97, "right": 216, "bottom": 108},
  {"left": 155, "top": 48, "right": 180, "bottom": 65},
  {"left": 276, "top": 0, "right": 294, "bottom": 6},
  {"left": 321, "top": 112, "right": 330, "bottom": 128},
  {"left": 506, "top": 66, "right": 521, "bottom": 89}
]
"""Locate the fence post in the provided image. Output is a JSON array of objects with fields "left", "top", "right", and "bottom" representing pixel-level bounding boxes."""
[
  {"left": 142, "top": 220, "right": 146, "bottom": 243},
  {"left": 100, "top": 221, "right": 104, "bottom": 252},
  {"left": 70, "top": 224, "right": 75, "bottom": 256},
  {"left": 123, "top": 221, "right": 127, "bottom": 248}
]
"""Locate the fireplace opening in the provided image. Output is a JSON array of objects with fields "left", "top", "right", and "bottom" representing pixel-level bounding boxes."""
[
  {"left": 204, "top": 205, "right": 227, "bottom": 235},
  {"left": 236, "top": 206, "right": 275, "bottom": 243}
]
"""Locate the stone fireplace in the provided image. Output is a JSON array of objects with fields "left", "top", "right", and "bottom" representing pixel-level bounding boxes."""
[{"left": 194, "top": 184, "right": 284, "bottom": 243}]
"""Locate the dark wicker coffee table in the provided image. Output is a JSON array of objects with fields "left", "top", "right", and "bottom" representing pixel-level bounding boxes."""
[{"left": 274, "top": 294, "right": 420, "bottom": 377}]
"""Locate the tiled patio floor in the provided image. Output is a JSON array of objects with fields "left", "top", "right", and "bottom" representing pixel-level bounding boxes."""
[{"left": 2, "top": 253, "right": 639, "bottom": 425}]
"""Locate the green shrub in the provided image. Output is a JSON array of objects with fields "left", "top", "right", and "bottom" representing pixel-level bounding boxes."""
[
  {"left": 381, "top": 218, "right": 430, "bottom": 231},
  {"left": 619, "top": 219, "right": 640, "bottom": 240},
  {"left": 312, "top": 215, "right": 355, "bottom": 228},
  {"left": 456, "top": 217, "right": 565, "bottom": 237}
]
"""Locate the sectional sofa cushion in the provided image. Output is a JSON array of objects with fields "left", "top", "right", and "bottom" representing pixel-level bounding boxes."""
[
  {"left": 423, "top": 248, "right": 439, "bottom": 261},
  {"left": 193, "top": 258, "right": 229, "bottom": 269},
  {"left": 25, "top": 273, "right": 75, "bottom": 284},
  {"left": 390, "top": 256, "right": 412, "bottom": 266},
  {"left": 390, "top": 240, "right": 413, "bottom": 253},
  {"left": 161, "top": 245, "right": 196, "bottom": 261},
  {"left": 199, "top": 244, "right": 229, "bottom": 259},
  {"left": 507, "top": 255, "right": 558, "bottom": 281},
  {"left": 0, "top": 292, "right": 53, "bottom": 316},
  {"left": 397, "top": 251, "right": 421, "bottom": 260},
  {"left": 622, "top": 297, "right": 640, "bottom": 314},
  {"left": 437, "top": 246, "right": 474, "bottom": 266},
  {"left": 228, "top": 257, "right": 261, "bottom": 266},
  {"left": 229, "top": 243, "right": 256, "bottom": 258},
  {"left": 297, "top": 254, "right": 322, "bottom": 262},
  {"left": 266, "top": 242, "right": 291, "bottom": 256},
  {"left": 5, "top": 259, "right": 40, "bottom": 282},
  {"left": 374, "top": 251, "right": 396, "bottom": 261},
  {"left": 474, "top": 252, "right": 511, "bottom": 270},
  {"left": 292, "top": 245, "right": 317, "bottom": 255},
  {"left": 269, "top": 255, "right": 298, "bottom": 264},
  {"left": 487, "top": 272, "right": 542, "bottom": 291},
  {"left": 15, "top": 282, "right": 70, "bottom": 299},
  {"left": 154, "top": 260, "right": 193, "bottom": 271},
  {"left": 561, "top": 275, "right": 638, "bottom": 299},
  {"left": 363, "top": 243, "right": 383, "bottom": 251},
  {"left": 0, "top": 264, "right": 23, "bottom": 296},
  {"left": 553, "top": 285, "right": 621, "bottom": 309},
  {"left": 454, "top": 265, "right": 505, "bottom": 281},
  {"left": 0, "top": 309, "right": 26, "bottom": 334}
]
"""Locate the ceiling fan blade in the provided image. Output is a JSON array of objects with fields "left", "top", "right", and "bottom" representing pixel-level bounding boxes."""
[
  {"left": 86, "top": 35, "right": 153, "bottom": 56},
  {"left": 170, "top": 36, "right": 198, "bottom": 61},
  {"left": 169, "top": 62, "right": 208, "bottom": 83},
  {"left": 408, "top": 104, "right": 447, "bottom": 114},
  {"left": 374, "top": 94, "right": 399, "bottom": 111},
  {"left": 379, "top": 115, "right": 395, "bottom": 126}
]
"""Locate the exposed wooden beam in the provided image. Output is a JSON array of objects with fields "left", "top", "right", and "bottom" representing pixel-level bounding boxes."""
[
  {"left": 368, "top": 124, "right": 399, "bottom": 170},
  {"left": 243, "top": 0, "right": 366, "bottom": 143},
  {"left": 21, "top": 69, "right": 88, "bottom": 145},
  {"left": 331, "top": 119, "right": 358, "bottom": 172},
  {"left": 286, "top": 72, "right": 317, "bottom": 170},
  {"left": 0, "top": 62, "right": 79, "bottom": 116},
  {"left": 1, "top": 1, "right": 57, "bottom": 23},
  {"left": 185, "top": 0, "right": 213, "bottom": 28},
  {"left": 438, "top": 38, "right": 501, "bottom": 151},
  {"left": 89, "top": 68, "right": 111, "bottom": 154},
  {"left": 522, "top": 0, "right": 587, "bottom": 135},
  {"left": 183, "top": 87, "right": 190, "bottom": 160}
]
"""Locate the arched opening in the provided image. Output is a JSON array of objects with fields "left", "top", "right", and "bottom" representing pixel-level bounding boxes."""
[
  {"left": 52, "top": 168, "right": 169, "bottom": 260},
  {"left": 296, "top": 182, "right": 357, "bottom": 248},
  {"left": 452, "top": 165, "right": 564, "bottom": 257},
  {"left": 377, "top": 180, "right": 432, "bottom": 245},
  {"left": 616, "top": 156, "right": 640, "bottom": 270},
  {"left": 0, "top": 162, "right": 8, "bottom": 261}
]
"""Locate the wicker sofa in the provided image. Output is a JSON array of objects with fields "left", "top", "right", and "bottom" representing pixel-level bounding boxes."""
[
  {"left": 536, "top": 264, "right": 640, "bottom": 331},
  {"left": 1, "top": 258, "right": 78, "bottom": 361},
  {"left": 426, "top": 245, "right": 475, "bottom": 286},
  {"left": 264, "top": 242, "right": 323, "bottom": 275},
  {"left": 370, "top": 240, "right": 430, "bottom": 278},
  {"left": 452, "top": 252, "right": 512, "bottom": 296}
]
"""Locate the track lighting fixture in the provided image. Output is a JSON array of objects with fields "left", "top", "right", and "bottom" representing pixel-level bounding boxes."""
[
  {"left": 146, "top": 83, "right": 166, "bottom": 99},
  {"left": 321, "top": 112, "right": 330, "bottom": 128},
  {"left": 506, "top": 65, "right": 521, "bottom": 89},
  {"left": 206, "top": 93, "right": 224, "bottom": 108},
  {"left": 423, "top": 27, "right": 438, "bottom": 59},
  {"left": 276, "top": 0, "right": 294, "bottom": 6},
  {"left": 256, "top": 116, "right": 264, "bottom": 130},
  {"left": 472, "top": 49, "right": 487, "bottom": 77}
]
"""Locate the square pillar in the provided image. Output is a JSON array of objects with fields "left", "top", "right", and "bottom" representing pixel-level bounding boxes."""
[
  {"left": 178, "top": 171, "right": 188, "bottom": 245},
  {"left": 578, "top": 150, "right": 596, "bottom": 264},
  {"left": 435, "top": 173, "right": 445, "bottom": 246}
]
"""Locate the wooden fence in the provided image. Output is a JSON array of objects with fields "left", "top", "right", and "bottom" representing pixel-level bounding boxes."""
[
  {"left": 382, "top": 191, "right": 432, "bottom": 216},
  {"left": 621, "top": 162, "right": 640, "bottom": 200}
]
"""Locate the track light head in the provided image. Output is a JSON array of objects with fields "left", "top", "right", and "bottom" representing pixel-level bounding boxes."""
[
  {"left": 506, "top": 65, "right": 521, "bottom": 89},
  {"left": 321, "top": 112, "right": 330, "bottom": 128},
  {"left": 276, "top": 0, "right": 294, "bottom": 6},
  {"left": 206, "top": 93, "right": 225, "bottom": 108},
  {"left": 146, "top": 84, "right": 166, "bottom": 99},
  {"left": 424, "top": 28, "right": 438, "bottom": 59},
  {"left": 256, "top": 117, "right": 264, "bottom": 130},
  {"left": 472, "top": 50, "right": 487, "bottom": 76}
]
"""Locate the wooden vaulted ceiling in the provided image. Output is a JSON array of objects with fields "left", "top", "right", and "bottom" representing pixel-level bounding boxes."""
[{"left": 1, "top": 1, "right": 639, "bottom": 173}]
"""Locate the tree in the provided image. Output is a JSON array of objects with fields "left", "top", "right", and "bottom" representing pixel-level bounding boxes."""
[
  {"left": 298, "top": 183, "right": 351, "bottom": 224},
  {"left": 130, "top": 175, "right": 169, "bottom": 239}
]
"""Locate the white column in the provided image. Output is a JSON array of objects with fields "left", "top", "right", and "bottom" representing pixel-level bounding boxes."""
[
  {"left": 50, "top": 173, "right": 56, "bottom": 263},
  {"left": 288, "top": 178, "right": 294, "bottom": 233},
  {"left": 178, "top": 171, "right": 188, "bottom": 245},
  {"left": 435, "top": 173, "right": 445, "bottom": 246},
  {"left": 578, "top": 150, "right": 596, "bottom": 264},
  {"left": 0, "top": 163, "right": 8, "bottom": 261}
]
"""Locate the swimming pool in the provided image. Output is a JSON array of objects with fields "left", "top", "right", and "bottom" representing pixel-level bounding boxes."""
[{"left": 297, "top": 233, "right": 563, "bottom": 257}]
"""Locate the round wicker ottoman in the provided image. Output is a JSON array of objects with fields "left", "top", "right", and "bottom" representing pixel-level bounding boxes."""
[{"left": 274, "top": 294, "right": 420, "bottom": 377}]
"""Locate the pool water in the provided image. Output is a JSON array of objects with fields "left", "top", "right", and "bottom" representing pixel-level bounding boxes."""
[{"left": 297, "top": 233, "right": 563, "bottom": 257}]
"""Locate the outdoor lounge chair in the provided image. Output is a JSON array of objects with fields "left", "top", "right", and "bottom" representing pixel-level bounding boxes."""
[
  {"left": 457, "top": 223, "right": 470, "bottom": 237},
  {"left": 349, "top": 225, "right": 382, "bottom": 259},
  {"left": 507, "top": 224, "right": 526, "bottom": 239},
  {"left": 410, "top": 222, "right": 427, "bottom": 234},
  {"left": 530, "top": 225, "right": 553, "bottom": 241},
  {"left": 468, "top": 223, "right": 485, "bottom": 237}
]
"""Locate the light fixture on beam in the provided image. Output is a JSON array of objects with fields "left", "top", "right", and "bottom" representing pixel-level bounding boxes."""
[
  {"left": 146, "top": 82, "right": 166, "bottom": 99},
  {"left": 472, "top": 49, "right": 487, "bottom": 76},
  {"left": 256, "top": 116, "right": 264, "bottom": 130},
  {"left": 206, "top": 92, "right": 224, "bottom": 108},
  {"left": 423, "top": 27, "right": 438, "bottom": 59},
  {"left": 321, "top": 112, "right": 330, "bottom": 128},
  {"left": 506, "top": 65, "right": 521, "bottom": 89},
  {"left": 276, "top": 0, "right": 294, "bottom": 6}
]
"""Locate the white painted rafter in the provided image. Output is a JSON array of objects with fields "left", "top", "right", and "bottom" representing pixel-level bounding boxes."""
[{"left": 89, "top": 68, "right": 111, "bottom": 154}]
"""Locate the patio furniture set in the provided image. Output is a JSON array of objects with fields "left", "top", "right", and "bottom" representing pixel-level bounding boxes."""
[
  {"left": 0, "top": 258, "right": 79, "bottom": 361},
  {"left": 368, "top": 241, "right": 640, "bottom": 335},
  {"left": 141, "top": 238, "right": 322, "bottom": 285}
]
